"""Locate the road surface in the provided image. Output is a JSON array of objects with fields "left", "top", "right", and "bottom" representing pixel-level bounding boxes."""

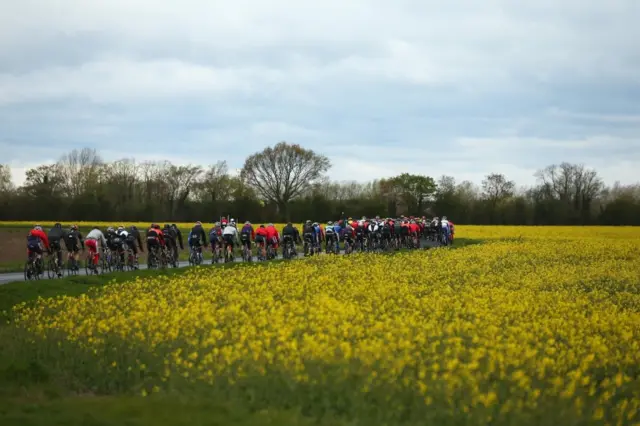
[{"left": 0, "top": 239, "right": 440, "bottom": 285}]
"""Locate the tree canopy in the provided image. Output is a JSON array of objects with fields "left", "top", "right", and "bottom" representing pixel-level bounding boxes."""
[{"left": 1, "top": 146, "right": 639, "bottom": 225}]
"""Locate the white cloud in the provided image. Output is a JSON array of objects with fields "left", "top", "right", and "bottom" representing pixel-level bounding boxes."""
[{"left": 1, "top": 0, "right": 640, "bottom": 187}]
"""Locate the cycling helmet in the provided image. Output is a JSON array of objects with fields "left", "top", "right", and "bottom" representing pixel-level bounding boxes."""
[
  {"left": 118, "top": 226, "right": 125, "bottom": 232},
  {"left": 375, "top": 215, "right": 380, "bottom": 220},
  {"left": 245, "top": 221, "right": 251, "bottom": 225},
  {"left": 195, "top": 221, "right": 202, "bottom": 226},
  {"left": 259, "top": 224, "right": 265, "bottom": 228},
  {"left": 71, "top": 224, "right": 78, "bottom": 230},
  {"left": 327, "top": 221, "right": 333, "bottom": 226},
  {"left": 164, "top": 224, "right": 170, "bottom": 228},
  {"left": 358, "top": 220, "right": 364, "bottom": 227},
  {"left": 312, "top": 222, "right": 318, "bottom": 226},
  {"left": 107, "top": 226, "right": 114, "bottom": 233},
  {"left": 54, "top": 222, "right": 61, "bottom": 228},
  {"left": 306, "top": 220, "right": 311, "bottom": 224},
  {"left": 171, "top": 224, "right": 177, "bottom": 228},
  {"left": 442, "top": 216, "right": 447, "bottom": 220},
  {"left": 34, "top": 226, "right": 42, "bottom": 231},
  {"left": 130, "top": 225, "right": 137, "bottom": 231},
  {"left": 215, "top": 221, "right": 221, "bottom": 227},
  {"left": 268, "top": 223, "right": 273, "bottom": 227}
]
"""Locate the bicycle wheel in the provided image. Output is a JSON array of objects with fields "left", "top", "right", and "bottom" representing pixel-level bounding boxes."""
[
  {"left": 46, "top": 256, "right": 53, "bottom": 279},
  {"left": 67, "top": 257, "right": 77, "bottom": 276},
  {"left": 24, "top": 261, "right": 33, "bottom": 281},
  {"left": 84, "top": 257, "right": 91, "bottom": 275}
]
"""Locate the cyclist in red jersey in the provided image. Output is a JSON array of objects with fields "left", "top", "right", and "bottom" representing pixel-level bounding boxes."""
[
  {"left": 265, "top": 223, "right": 280, "bottom": 250},
  {"left": 26, "top": 225, "right": 50, "bottom": 257},
  {"left": 255, "top": 225, "right": 269, "bottom": 258}
]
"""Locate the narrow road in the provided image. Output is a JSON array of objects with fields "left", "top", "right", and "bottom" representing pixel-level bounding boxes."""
[{"left": 0, "top": 239, "right": 440, "bottom": 284}]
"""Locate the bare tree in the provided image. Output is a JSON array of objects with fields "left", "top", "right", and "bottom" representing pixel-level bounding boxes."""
[
  {"left": 241, "top": 142, "right": 331, "bottom": 218},
  {"left": 0, "top": 164, "right": 13, "bottom": 193},
  {"left": 165, "top": 164, "right": 203, "bottom": 217},
  {"left": 482, "top": 173, "right": 515, "bottom": 204},
  {"left": 196, "top": 161, "right": 232, "bottom": 202},
  {"left": 57, "top": 148, "right": 103, "bottom": 198},
  {"left": 101, "top": 159, "right": 140, "bottom": 215}
]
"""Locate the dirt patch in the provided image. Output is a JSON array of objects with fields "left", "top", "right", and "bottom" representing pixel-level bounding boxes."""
[{"left": 0, "top": 229, "right": 29, "bottom": 263}]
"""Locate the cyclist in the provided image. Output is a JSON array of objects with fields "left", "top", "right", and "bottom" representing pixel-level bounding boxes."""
[
  {"left": 325, "top": 220, "right": 337, "bottom": 252},
  {"left": 146, "top": 224, "right": 164, "bottom": 258},
  {"left": 107, "top": 226, "right": 126, "bottom": 266},
  {"left": 354, "top": 219, "right": 367, "bottom": 249},
  {"left": 105, "top": 227, "right": 119, "bottom": 252},
  {"left": 301, "top": 220, "right": 314, "bottom": 256},
  {"left": 125, "top": 225, "right": 143, "bottom": 259},
  {"left": 341, "top": 222, "right": 355, "bottom": 251},
  {"left": 332, "top": 220, "right": 342, "bottom": 252},
  {"left": 393, "top": 218, "right": 402, "bottom": 246},
  {"left": 409, "top": 219, "right": 420, "bottom": 248},
  {"left": 255, "top": 224, "right": 269, "bottom": 259},
  {"left": 448, "top": 219, "right": 455, "bottom": 243},
  {"left": 240, "top": 221, "right": 255, "bottom": 258},
  {"left": 163, "top": 224, "right": 178, "bottom": 262},
  {"left": 64, "top": 224, "right": 85, "bottom": 270},
  {"left": 367, "top": 219, "right": 379, "bottom": 248},
  {"left": 116, "top": 226, "right": 130, "bottom": 264},
  {"left": 86, "top": 226, "right": 107, "bottom": 269},
  {"left": 209, "top": 221, "right": 223, "bottom": 260},
  {"left": 282, "top": 222, "right": 300, "bottom": 257},
  {"left": 311, "top": 222, "right": 323, "bottom": 253},
  {"left": 188, "top": 221, "right": 207, "bottom": 261},
  {"left": 222, "top": 220, "right": 239, "bottom": 258},
  {"left": 26, "top": 225, "right": 49, "bottom": 274},
  {"left": 441, "top": 216, "right": 451, "bottom": 244},
  {"left": 170, "top": 224, "right": 184, "bottom": 256},
  {"left": 47, "top": 222, "right": 67, "bottom": 274},
  {"left": 265, "top": 223, "right": 280, "bottom": 256}
]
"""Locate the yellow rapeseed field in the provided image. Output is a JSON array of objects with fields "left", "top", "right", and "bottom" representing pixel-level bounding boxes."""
[{"left": 8, "top": 226, "right": 640, "bottom": 425}]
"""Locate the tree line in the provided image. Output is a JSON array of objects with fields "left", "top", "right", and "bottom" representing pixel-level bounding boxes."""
[{"left": 1, "top": 143, "right": 639, "bottom": 225}]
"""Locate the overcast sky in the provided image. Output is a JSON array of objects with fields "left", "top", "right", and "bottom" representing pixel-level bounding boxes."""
[{"left": 2, "top": 0, "right": 639, "bottom": 187}]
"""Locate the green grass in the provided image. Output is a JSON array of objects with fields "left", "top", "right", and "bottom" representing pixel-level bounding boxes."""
[
  {"left": 0, "top": 261, "right": 23, "bottom": 274},
  {"left": 0, "top": 238, "right": 482, "bottom": 426}
]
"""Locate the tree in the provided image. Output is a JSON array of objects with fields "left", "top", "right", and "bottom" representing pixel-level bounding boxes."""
[
  {"left": 241, "top": 142, "right": 331, "bottom": 219},
  {"left": 0, "top": 164, "right": 13, "bottom": 193},
  {"left": 24, "top": 164, "right": 64, "bottom": 197},
  {"left": 197, "top": 161, "right": 232, "bottom": 203},
  {"left": 535, "top": 162, "right": 604, "bottom": 223},
  {"left": 57, "top": 148, "right": 103, "bottom": 198},
  {"left": 482, "top": 173, "right": 515, "bottom": 203},
  {"left": 165, "top": 164, "right": 203, "bottom": 217},
  {"left": 482, "top": 173, "right": 514, "bottom": 207},
  {"left": 381, "top": 173, "right": 437, "bottom": 215}
]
